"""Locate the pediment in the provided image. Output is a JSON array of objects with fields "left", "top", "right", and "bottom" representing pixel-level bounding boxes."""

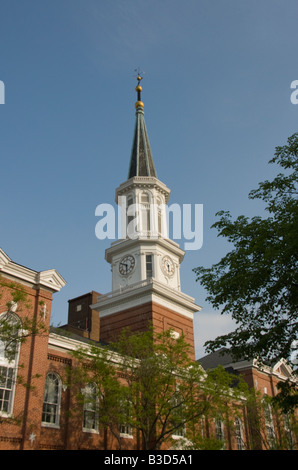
[
  {"left": 272, "top": 359, "right": 294, "bottom": 379},
  {"left": 0, "top": 248, "right": 11, "bottom": 270},
  {"left": 38, "top": 269, "right": 66, "bottom": 292}
]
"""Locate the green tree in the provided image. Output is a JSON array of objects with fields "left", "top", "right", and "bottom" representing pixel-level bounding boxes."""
[
  {"left": 246, "top": 390, "right": 297, "bottom": 450},
  {"left": 69, "top": 326, "right": 250, "bottom": 450},
  {"left": 0, "top": 275, "right": 48, "bottom": 361},
  {"left": 193, "top": 133, "right": 298, "bottom": 368},
  {"left": 67, "top": 343, "right": 127, "bottom": 449},
  {"left": 0, "top": 276, "right": 48, "bottom": 424}
]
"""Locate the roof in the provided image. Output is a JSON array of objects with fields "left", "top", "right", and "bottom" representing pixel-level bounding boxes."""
[
  {"left": 197, "top": 348, "right": 241, "bottom": 370},
  {"left": 128, "top": 105, "right": 157, "bottom": 179},
  {"left": 197, "top": 348, "right": 297, "bottom": 382}
]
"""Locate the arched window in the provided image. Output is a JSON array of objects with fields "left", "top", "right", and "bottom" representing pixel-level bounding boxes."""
[
  {"left": 42, "top": 372, "right": 62, "bottom": 427},
  {"left": 0, "top": 312, "right": 21, "bottom": 416}
]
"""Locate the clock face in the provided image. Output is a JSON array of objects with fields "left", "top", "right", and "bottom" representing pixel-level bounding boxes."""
[
  {"left": 161, "top": 256, "right": 175, "bottom": 277},
  {"left": 119, "top": 255, "right": 135, "bottom": 275}
]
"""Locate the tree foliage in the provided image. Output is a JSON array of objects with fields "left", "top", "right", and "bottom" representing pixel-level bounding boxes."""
[
  {"left": 69, "top": 326, "right": 250, "bottom": 450},
  {"left": 193, "top": 133, "right": 298, "bottom": 367},
  {"left": 0, "top": 275, "right": 48, "bottom": 362}
]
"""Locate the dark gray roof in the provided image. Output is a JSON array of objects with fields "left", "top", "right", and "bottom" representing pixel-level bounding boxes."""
[
  {"left": 197, "top": 348, "right": 240, "bottom": 370},
  {"left": 128, "top": 106, "right": 157, "bottom": 179}
]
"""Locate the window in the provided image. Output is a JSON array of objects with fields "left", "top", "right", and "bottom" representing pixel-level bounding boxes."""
[
  {"left": 283, "top": 413, "right": 295, "bottom": 448},
  {"left": 42, "top": 372, "right": 61, "bottom": 427},
  {"left": 127, "top": 195, "right": 137, "bottom": 238},
  {"left": 127, "top": 196, "right": 134, "bottom": 226},
  {"left": 170, "top": 387, "right": 186, "bottom": 439},
  {"left": 140, "top": 192, "right": 151, "bottom": 234},
  {"left": 234, "top": 417, "right": 244, "bottom": 450},
  {"left": 0, "top": 312, "right": 20, "bottom": 416},
  {"left": 0, "top": 366, "right": 15, "bottom": 414},
  {"left": 146, "top": 254, "right": 153, "bottom": 279},
  {"left": 263, "top": 398, "right": 276, "bottom": 448},
  {"left": 83, "top": 383, "right": 98, "bottom": 432},
  {"left": 215, "top": 419, "right": 225, "bottom": 447},
  {"left": 119, "top": 398, "right": 133, "bottom": 438},
  {"left": 156, "top": 197, "right": 163, "bottom": 236}
]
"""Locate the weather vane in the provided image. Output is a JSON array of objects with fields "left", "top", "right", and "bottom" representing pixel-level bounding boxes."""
[
  {"left": 134, "top": 68, "right": 145, "bottom": 85},
  {"left": 134, "top": 68, "right": 145, "bottom": 109}
]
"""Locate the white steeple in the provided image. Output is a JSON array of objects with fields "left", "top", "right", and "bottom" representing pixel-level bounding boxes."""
[
  {"left": 105, "top": 75, "right": 185, "bottom": 292},
  {"left": 91, "top": 75, "right": 201, "bottom": 354}
]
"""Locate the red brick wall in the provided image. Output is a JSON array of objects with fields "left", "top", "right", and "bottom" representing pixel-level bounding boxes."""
[
  {"left": 0, "top": 278, "right": 53, "bottom": 450},
  {"left": 100, "top": 301, "right": 195, "bottom": 360}
]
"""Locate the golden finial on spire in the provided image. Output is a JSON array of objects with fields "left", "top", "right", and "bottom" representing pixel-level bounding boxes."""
[{"left": 134, "top": 68, "right": 145, "bottom": 108}]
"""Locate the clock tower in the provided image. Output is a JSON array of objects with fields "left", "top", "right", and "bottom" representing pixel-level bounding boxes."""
[{"left": 92, "top": 76, "right": 200, "bottom": 360}]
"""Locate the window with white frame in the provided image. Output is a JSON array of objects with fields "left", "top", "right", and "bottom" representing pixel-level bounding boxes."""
[
  {"left": 119, "top": 398, "right": 133, "bottom": 437},
  {"left": 234, "top": 417, "right": 244, "bottom": 450},
  {"left": 215, "top": 418, "right": 225, "bottom": 447},
  {"left": 83, "top": 383, "right": 99, "bottom": 432},
  {"left": 157, "top": 198, "right": 162, "bottom": 236},
  {"left": 0, "top": 312, "right": 20, "bottom": 417},
  {"left": 170, "top": 389, "right": 186, "bottom": 438},
  {"left": 283, "top": 413, "right": 295, "bottom": 448},
  {"left": 146, "top": 254, "right": 153, "bottom": 279},
  {"left": 42, "top": 372, "right": 61, "bottom": 427},
  {"left": 140, "top": 192, "right": 151, "bottom": 234},
  {"left": 127, "top": 195, "right": 134, "bottom": 236},
  {"left": 263, "top": 397, "right": 276, "bottom": 448}
]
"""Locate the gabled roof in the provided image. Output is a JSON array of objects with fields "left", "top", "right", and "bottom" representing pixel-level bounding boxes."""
[{"left": 197, "top": 348, "right": 297, "bottom": 381}]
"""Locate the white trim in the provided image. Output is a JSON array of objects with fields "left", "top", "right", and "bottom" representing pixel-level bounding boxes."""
[
  {"left": 105, "top": 237, "right": 185, "bottom": 264},
  {"left": 41, "top": 372, "right": 62, "bottom": 429},
  {"left": 0, "top": 311, "right": 21, "bottom": 418},
  {"left": 48, "top": 332, "right": 127, "bottom": 368},
  {"left": 0, "top": 248, "right": 66, "bottom": 292},
  {"left": 116, "top": 176, "right": 171, "bottom": 204},
  {"left": 91, "top": 278, "right": 201, "bottom": 319}
]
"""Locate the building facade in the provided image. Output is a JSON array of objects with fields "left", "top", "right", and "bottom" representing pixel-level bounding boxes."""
[
  {"left": 198, "top": 349, "right": 297, "bottom": 450},
  {"left": 0, "top": 80, "right": 296, "bottom": 450}
]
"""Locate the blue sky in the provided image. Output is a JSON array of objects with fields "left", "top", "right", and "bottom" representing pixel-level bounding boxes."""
[{"left": 0, "top": 0, "right": 297, "bottom": 358}]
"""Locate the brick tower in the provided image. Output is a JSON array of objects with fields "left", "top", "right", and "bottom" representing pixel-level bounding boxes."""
[{"left": 92, "top": 75, "right": 200, "bottom": 360}]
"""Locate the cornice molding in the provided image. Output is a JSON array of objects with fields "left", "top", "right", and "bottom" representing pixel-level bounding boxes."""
[
  {"left": 105, "top": 237, "right": 185, "bottom": 263},
  {"left": 91, "top": 278, "right": 201, "bottom": 319},
  {"left": 0, "top": 248, "right": 66, "bottom": 292},
  {"left": 116, "top": 176, "right": 171, "bottom": 203}
]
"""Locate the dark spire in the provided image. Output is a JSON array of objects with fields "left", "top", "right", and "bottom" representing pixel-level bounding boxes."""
[{"left": 128, "top": 74, "right": 157, "bottom": 179}]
